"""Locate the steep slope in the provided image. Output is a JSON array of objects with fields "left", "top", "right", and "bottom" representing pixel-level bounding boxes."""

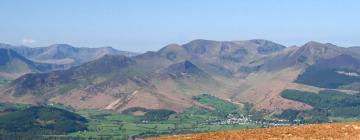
[
  {"left": 295, "top": 54, "right": 360, "bottom": 89},
  {"left": 280, "top": 89, "right": 360, "bottom": 120},
  {"left": 291, "top": 41, "right": 344, "bottom": 64},
  {"left": 345, "top": 46, "right": 360, "bottom": 59},
  {"left": 261, "top": 41, "right": 345, "bottom": 71},
  {"left": 218, "top": 41, "right": 356, "bottom": 111},
  {"left": 0, "top": 54, "right": 198, "bottom": 112},
  {"left": 164, "top": 60, "right": 211, "bottom": 79},
  {"left": 0, "top": 40, "right": 323, "bottom": 113},
  {"left": 0, "top": 48, "right": 36, "bottom": 79},
  {"left": 0, "top": 43, "right": 138, "bottom": 65},
  {"left": 0, "top": 48, "right": 65, "bottom": 80},
  {"left": 6, "top": 55, "right": 136, "bottom": 97},
  {"left": 158, "top": 39, "right": 286, "bottom": 75},
  {"left": 2, "top": 39, "right": 360, "bottom": 114}
]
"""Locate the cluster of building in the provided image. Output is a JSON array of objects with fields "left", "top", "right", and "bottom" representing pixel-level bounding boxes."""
[{"left": 209, "top": 114, "right": 303, "bottom": 127}]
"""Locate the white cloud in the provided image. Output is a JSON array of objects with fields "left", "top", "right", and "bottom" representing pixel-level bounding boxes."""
[{"left": 22, "top": 38, "right": 36, "bottom": 44}]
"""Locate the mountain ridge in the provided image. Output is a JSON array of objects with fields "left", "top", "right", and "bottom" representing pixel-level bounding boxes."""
[
  {"left": 1, "top": 39, "right": 360, "bottom": 113},
  {"left": 0, "top": 48, "right": 65, "bottom": 80},
  {"left": 0, "top": 43, "right": 138, "bottom": 65}
]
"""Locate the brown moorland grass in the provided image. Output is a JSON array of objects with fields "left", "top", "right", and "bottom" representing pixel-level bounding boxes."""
[{"left": 148, "top": 122, "right": 360, "bottom": 140}]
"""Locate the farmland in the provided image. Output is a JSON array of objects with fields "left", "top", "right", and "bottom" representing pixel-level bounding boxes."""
[{"left": 0, "top": 95, "right": 262, "bottom": 139}]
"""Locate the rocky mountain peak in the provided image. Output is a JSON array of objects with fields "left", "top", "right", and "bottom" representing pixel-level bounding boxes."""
[{"left": 166, "top": 60, "right": 209, "bottom": 78}]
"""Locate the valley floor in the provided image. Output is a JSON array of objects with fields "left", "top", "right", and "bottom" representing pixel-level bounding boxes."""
[{"left": 149, "top": 122, "right": 360, "bottom": 140}]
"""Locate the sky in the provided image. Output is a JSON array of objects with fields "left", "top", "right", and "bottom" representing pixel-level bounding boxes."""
[{"left": 0, "top": 0, "right": 359, "bottom": 52}]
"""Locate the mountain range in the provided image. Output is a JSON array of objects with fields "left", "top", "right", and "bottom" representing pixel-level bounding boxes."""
[
  {"left": 0, "top": 43, "right": 137, "bottom": 81},
  {"left": 0, "top": 48, "right": 66, "bottom": 80},
  {"left": 0, "top": 43, "right": 138, "bottom": 65},
  {"left": 1, "top": 39, "right": 360, "bottom": 114}
]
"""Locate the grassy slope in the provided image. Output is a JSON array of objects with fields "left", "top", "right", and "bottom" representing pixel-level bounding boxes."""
[
  {"left": 192, "top": 94, "right": 241, "bottom": 116},
  {"left": 295, "top": 65, "right": 360, "bottom": 89}
]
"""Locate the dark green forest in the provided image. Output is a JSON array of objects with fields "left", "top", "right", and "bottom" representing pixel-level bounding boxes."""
[
  {"left": 0, "top": 105, "right": 87, "bottom": 136},
  {"left": 280, "top": 89, "right": 360, "bottom": 122}
]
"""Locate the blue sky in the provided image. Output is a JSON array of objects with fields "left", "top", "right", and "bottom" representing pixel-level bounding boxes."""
[{"left": 0, "top": 0, "right": 359, "bottom": 52}]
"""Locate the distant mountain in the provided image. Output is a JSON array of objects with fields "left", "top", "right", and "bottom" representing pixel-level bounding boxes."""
[
  {"left": 0, "top": 43, "right": 138, "bottom": 65},
  {"left": 2, "top": 39, "right": 360, "bottom": 114},
  {"left": 159, "top": 39, "right": 286, "bottom": 76},
  {"left": 159, "top": 39, "right": 285, "bottom": 62},
  {"left": 0, "top": 48, "right": 65, "bottom": 80},
  {"left": 9, "top": 55, "right": 136, "bottom": 97}
]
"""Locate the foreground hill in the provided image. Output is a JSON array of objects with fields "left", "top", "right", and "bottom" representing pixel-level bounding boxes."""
[
  {"left": 0, "top": 43, "right": 138, "bottom": 65},
  {"left": 150, "top": 122, "right": 360, "bottom": 140},
  {"left": 0, "top": 105, "right": 87, "bottom": 136}
]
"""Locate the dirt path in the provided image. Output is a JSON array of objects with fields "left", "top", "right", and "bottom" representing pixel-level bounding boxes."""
[
  {"left": 104, "top": 98, "right": 122, "bottom": 110},
  {"left": 148, "top": 122, "right": 360, "bottom": 140},
  {"left": 104, "top": 90, "right": 138, "bottom": 110}
]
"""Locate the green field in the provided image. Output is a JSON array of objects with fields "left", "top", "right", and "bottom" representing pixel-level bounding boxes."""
[
  {"left": 5, "top": 90, "right": 360, "bottom": 139},
  {"left": 192, "top": 94, "right": 241, "bottom": 117},
  {"left": 69, "top": 95, "right": 259, "bottom": 139},
  {"left": 0, "top": 95, "right": 261, "bottom": 139},
  {"left": 68, "top": 108, "right": 259, "bottom": 139},
  {"left": 9, "top": 90, "right": 360, "bottom": 139}
]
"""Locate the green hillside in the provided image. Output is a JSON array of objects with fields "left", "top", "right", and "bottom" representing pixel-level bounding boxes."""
[
  {"left": 295, "top": 66, "right": 360, "bottom": 89},
  {"left": 192, "top": 94, "right": 240, "bottom": 117},
  {"left": 280, "top": 89, "right": 360, "bottom": 122},
  {"left": 0, "top": 106, "right": 87, "bottom": 136}
]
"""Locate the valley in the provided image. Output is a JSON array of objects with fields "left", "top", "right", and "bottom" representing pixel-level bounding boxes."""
[
  {"left": 1, "top": 39, "right": 360, "bottom": 139},
  {"left": 0, "top": 95, "right": 263, "bottom": 139},
  {"left": 2, "top": 1, "right": 359, "bottom": 139}
]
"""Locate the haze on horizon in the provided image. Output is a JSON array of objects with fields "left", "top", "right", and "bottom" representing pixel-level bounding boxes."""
[{"left": 0, "top": 0, "right": 359, "bottom": 52}]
